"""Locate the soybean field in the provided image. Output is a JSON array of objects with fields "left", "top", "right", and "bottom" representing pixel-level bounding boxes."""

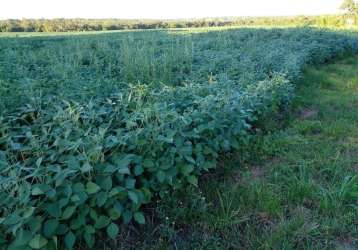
[{"left": 0, "top": 27, "right": 357, "bottom": 249}]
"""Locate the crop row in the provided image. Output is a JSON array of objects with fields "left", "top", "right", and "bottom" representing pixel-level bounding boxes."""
[{"left": 0, "top": 28, "right": 357, "bottom": 249}]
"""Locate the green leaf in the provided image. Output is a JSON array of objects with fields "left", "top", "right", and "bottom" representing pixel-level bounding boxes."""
[
  {"left": 70, "top": 194, "right": 80, "bottom": 203},
  {"left": 84, "top": 225, "right": 95, "bottom": 234},
  {"left": 84, "top": 232, "right": 94, "bottom": 248},
  {"left": 67, "top": 157, "right": 80, "bottom": 170},
  {"left": 106, "top": 223, "right": 119, "bottom": 240},
  {"left": 128, "top": 190, "right": 138, "bottom": 204},
  {"left": 187, "top": 175, "right": 198, "bottom": 187},
  {"left": 122, "top": 210, "right": 132, "bottom": 224},
  {"left": 184, "top": 156, "right": 196, "bottom": 164},
  {"left": 180, "top": 164, "right": 194, "bottom": 175},
  {"left": 46, "top": 189, "right": 56, "bottom": 199},
  {"left": 156, "top": 170, "right": 166, "bottom": 183},
  {"left": 116, "top": 154, "right": 135, "bottom": 167},
  {"left": 85, "top": 182, "right": 100, "bottom": 194},
  {"left": 134, "top": 212, "right": 145, "bottom": 224},
  {"left": 105, "top": 155, "right": 134, "bottom": 174},
  {"left": 3, "top": 214, "right": 21, "bottom": 225},
  {"left": 56, "top": 224, "right": 69, "bottom": 235},
  {"left": 22, "top": 207, "right": 35, "bottom": 219},
  {"left": 35, "top": 157, "right": 43, "bottom": 167},
  {"left": 31, "top": 184, "right": 50, "bottom": 196},
  {"left": 108, "top": 208, "right": 121, "bottom": 220},
  {"left": 43, "top": 219, "right": 59, "bottom": 238},
  {"left": 108, "top": 186, "right": 125, "bottom": 197},
  {"left": 103, "top": 164, "right": 116, "bottom": 173},
  {"left": 64, "top": 231, "right": 76, "bottom": 250},
  {"left": 62, "top": 206, "right": 76, "bottom": 220},
  {"left": 75, "top": 192, "right": 88, "bottom": 205},
  {"left": 11, "top": 142, "right": 22, "bottom": 151},
  {"left": 96, "top": 192, "right": 108, "bottom": 207},
  {"left": 89, "top": 209, "right": 98, "bottom": 221},
  {"left": 108, "top": 202, "right": 123, "bottom": 220},
  {"left": 73, "top": 183, "right": 85, "bottom": 193},
  {"left": 70, "top": 215, "right": 85, "bottom": 230},
  {"left": 143, "top": 159, "right": 155, "bottom": 169},
  {"left": 80, "top": 162, "right": 92, "bottom": 173},
  {"left": 125, "top": 178, "right": 136, "bottom": 189},
  {"left": 28, "top": 217, "right": 42, "bottom": 234},
  {"left": 114, "top": 202, "right": 123, "bottom": 213},
  {"left": 117, "top": 166, "right": 131, "bottom": 175},
  {"left": 28, "top": 234, "right": 48, "bottom": 249},
  {"left": 141, "top": 188, "right": 153, "bottom": 203},
  {"left": 13, "top": 229, "right": 32, "bottom": 247},
  {"left": 58, "top": 198, "right": 70, "bottom": 209},
  {"left": 134, "top": 165, "right": 144, "bottom": 176},
  {"left": 31, "top": 187, "right": 44, "bottom": 196},
  {"left": 97, "top": 176, "right": 112, "bottom": 191},
  {"left": 94, "top": 215, "right": 110, "bottom": 229}
]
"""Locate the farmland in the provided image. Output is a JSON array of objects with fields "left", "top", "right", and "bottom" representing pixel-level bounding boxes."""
[
  {"left": 0, "top": 27, "right": 357, "bottom": 249},
  {"left": 134, "top": 54, "right": 358, "bottom": 250}
]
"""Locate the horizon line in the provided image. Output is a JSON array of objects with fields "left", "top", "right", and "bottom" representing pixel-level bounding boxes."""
[{"left": 0, "top": 13, "right": 344, "bottom": 21}]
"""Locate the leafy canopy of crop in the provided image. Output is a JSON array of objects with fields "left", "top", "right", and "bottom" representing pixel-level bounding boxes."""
[{"left": 0, "top": 28, "right": 357, "bottom": 249}]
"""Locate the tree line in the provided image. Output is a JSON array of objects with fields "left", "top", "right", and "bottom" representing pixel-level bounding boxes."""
[
  {"left": 0, "top": 15, "right": 356, "bottom": 32},
  {"left": 341, "top": 0, "right": 358, "bottom": 15}
]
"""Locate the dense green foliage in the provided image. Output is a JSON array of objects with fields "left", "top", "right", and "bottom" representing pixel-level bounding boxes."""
[
  {"left": 128, "top": 55, "right": 358, "bottom": 250},
  {"left": 0, "top": 28, "right": 357, "bottom": 249},
  {"left": 0, "top": 15, "right": 356, "bottom": 32}
]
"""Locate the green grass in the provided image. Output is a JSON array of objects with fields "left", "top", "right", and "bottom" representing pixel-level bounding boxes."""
[{"left": 111, "top": 55, "right": 358, "bottom": 250}]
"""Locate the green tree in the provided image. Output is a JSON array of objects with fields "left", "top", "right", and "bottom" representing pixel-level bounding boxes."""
[{"left": 340, "top": 0, "right": 358, "bottom": 15}]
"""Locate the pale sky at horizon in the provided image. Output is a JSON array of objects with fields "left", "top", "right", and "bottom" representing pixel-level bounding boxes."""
[{"left": 0, "top": 0, "right": 346, "bottom": 20}]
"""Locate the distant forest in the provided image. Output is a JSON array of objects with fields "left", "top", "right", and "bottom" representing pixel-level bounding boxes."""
[{"left": 0, "top": 15, "right": 356, "bottom": 32}]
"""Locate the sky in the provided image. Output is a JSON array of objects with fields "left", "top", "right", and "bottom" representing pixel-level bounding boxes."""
[{"left": 0, "top": 0, "right": 345, "bottom": 20}]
